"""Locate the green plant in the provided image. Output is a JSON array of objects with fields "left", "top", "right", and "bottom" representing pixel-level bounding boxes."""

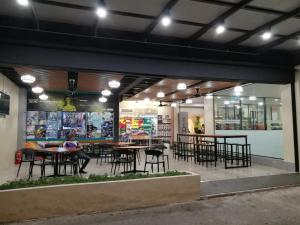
[{"left": 0, "top": 171, "right": 188, "bottom": 190}]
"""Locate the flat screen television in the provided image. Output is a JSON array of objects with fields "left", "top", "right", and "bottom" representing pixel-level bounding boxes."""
[{"left": 0, "top": 91, "right": 10, "bottom": 115}]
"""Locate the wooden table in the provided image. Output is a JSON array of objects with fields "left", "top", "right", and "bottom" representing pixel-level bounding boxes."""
[
  {"left": 113, "top": 145, "right": 151, "bottom": 174},
  {"left": 102, "top": 142, "right": 134, "bottom": 147},
  {"left": 33, "top": 147, "right": 81, "bottom": 176}
]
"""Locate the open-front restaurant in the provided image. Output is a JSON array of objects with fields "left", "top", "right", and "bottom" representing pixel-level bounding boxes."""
[{"left": 0, "top": 0, "right": 300, "bottom": 223}]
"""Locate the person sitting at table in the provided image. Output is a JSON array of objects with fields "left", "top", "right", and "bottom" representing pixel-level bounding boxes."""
[{"left": 63, "top": 132, "right": 90, "bottom": 174}]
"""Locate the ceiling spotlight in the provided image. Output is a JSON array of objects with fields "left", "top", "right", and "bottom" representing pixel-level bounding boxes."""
[
  {"left": 205, "top": 93, "right": 213, "bottom": 99},
  {"left": 261, "top": 31, "right": 272, "bottom": 40},
  {"left": 157, "top": 92, "right": 165, "bottom": 98},
  {"left": 216, "top": 24, "right": 226, "bottom": 34},
  {"left": 217, "top": 96, "right": 221, "bottom": 99},
  {"left": 161, "top": 15, "right": 171, "bottom": 27},
  {"left": 101, "top": 89, "right": 111, "bottom": 96},
  {"left": 32, "top": 86, "right": 43, "bottom": 94},
  {"left": 17, "top": 0, "right": 29, "bottom": 6},
  {"left": 108, "top": 80, "right": 120, "bottom": 88},
  {"left": 249, "top": 96, "right": 257, "bottom": 101},
  {"left": 234, "top": 85, "right": 243, "bottom": 93},
  {"left": 99, "top": 96, "right": 107, "bottom": 103},
  {"left": 96, "top": 6, "right": 107, "bottom": 18},
  {"left": 177, "top": 83, "right": 187, "bottom": 90},
  {"left": 171, "top": 102, "right": 177, "bottom": 107},
  {"left": 258, "top": 102, "right": 264, "bottom": 106},
  {"left": 144, "top": 97, "right": 150, "bottom": 103},
  {"left": 186, "top": 99, "right": 192, "bottom": 104},
  {"left": 39, "top": 93, "right": 48, "bottom": 101},
  {"left": 21, "top": 74, "right": 36, "bottom": 83},
  {"left": 224, "top": 100, "right": 230, "bottom": 105}
]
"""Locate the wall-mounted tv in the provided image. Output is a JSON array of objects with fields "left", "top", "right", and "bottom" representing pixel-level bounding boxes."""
[{"left": 0, "top": 91, "right": 10, "bottom": 115}]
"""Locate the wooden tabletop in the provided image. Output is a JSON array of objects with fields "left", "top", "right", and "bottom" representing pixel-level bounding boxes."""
[
  {"left": 33, "top": 147, "right": 82, "bottom": 154},
  {"left": 113, "top": 145, "right": 151, "bottom": 150},
  {"left": 178, "top": 133, "right": 247, "bottom": 138}
]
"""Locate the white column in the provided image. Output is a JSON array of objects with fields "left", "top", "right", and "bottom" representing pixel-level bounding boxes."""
[
  {"left": 294, "top": 67, "right": 300, "bottom": 165},
  {"left": 204, "top": 97, "right": 215, "bottom": 134},
  {"left": 280, "top": 84, "right": 294, "bottom": 162}
]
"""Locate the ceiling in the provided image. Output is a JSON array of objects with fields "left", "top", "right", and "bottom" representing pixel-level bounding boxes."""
[
  {"left": 1, "top": 66, "right": 237, "bottom": 102},
  {"left": 0, "top": 0, "right": 299, "bottom": 53},
  {"left": 14, "top": 67, "right": 124, "bottom": 93}
]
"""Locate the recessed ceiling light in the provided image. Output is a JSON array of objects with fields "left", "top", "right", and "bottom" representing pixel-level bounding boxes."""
[
  {"left": 177, "top": 83, "right": 187, "bottom": 90},
  {"left": 186, "top": 99, "right": 192, "bottom": 104},
  {"left": 258, "top": 102, "right": 264, "bottom": 106},
  {"left": 216, "top": 25, "right": 226, "bottom": 34},
  {"left": 171, "top": 102, "right": 177, "bottom": 107},
  {"left": 17, "top": 0, "right": 29, "bottom": 6},
  {"left": 224, "top": 100, "right": 230, "bottom": 105},
  {"left": 144, "top": 97, "right": 150, "bottom": 102},
  {"left": 39, "top": 93, "right": 48, "bottom": 100},
  {"left": 274, "top": 99, "right": 279, "bottom": 102},
  {"left": 96, "top": 6, "right": 107, "bottom": 18},
  {"left": 261, "top": 31, "right": 272, "bottom": 40},
  {"left": 205, "top": 93, "right": 213, "bottom": 99},
  {"left": 249, "top": 96, "right": 257, "bottom": 101},
  {"left": 101, "top": 89, "right": 111, "bottom": 96},
  {"left": 157, "top": 92, "right": 165, "bottom": 98},
  {"left": 108, "top": 80, "right": 120, "bottom": 88},
  {"left": 234, "top": 85, "right": 243, "bottom": 93},
  {"left": 99, "top": 96, "right": 107, "bottom": 103},
  {"left": 217, "top": 96, "right": 221, "bottom": 99},
  {"left": 161, "top": 16, "right": 171, "bottom": 27},
  {"left": 21, "top": 74, "right": 36, "bottom": 83},
  {"left": 32, "top": 86, "right": 43, "bottom": 94}
]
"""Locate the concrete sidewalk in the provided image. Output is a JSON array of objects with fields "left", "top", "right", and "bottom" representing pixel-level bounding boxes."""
[{"left": 7, "top": 186, "right": 300, "bottom": 225}]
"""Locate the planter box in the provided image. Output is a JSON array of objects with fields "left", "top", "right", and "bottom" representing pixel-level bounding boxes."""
[{"left": 0, "top": 172, "right": 200, "bottom": 223}]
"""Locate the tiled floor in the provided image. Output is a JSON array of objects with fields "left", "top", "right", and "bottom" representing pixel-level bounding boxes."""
[{"left": 1, "top": 149, "right": 293, "bottom": 185}]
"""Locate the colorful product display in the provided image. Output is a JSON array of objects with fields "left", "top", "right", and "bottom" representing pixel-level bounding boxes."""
[
  {"left": 119, "top": 116, "right": 157, "bottom": 137},
  {"left": 26, "top": 111, "right": 114, "bottom": 140}
]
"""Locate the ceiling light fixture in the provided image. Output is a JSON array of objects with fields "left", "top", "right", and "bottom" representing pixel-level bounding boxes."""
[
  {"left": 21, "top": 74, "right": 36, "bottom": 83},
  {"left": 234, "top": 85, "right": 243, "bottom": 93},
  {"left": 261, "top": 31, "right": 272, "bottom": 40},
  {"left": 171, "top": 102, "right": 177, "bottom": 107},
  {"left": 17, "top": 0, "right": 29, "bottom": 6},
  {"left": 39, "top": 93, "right": 48, "bottom": 101},
  {"left": 186, "top": 99, "right": 192, "bottom": 104},
  {"left": 101, "top": 89, "right": 111, "bottom": 96},
  {"left": 205, "top": 93, "right": 213, "bottom": 99},
  {"left": 216, "top": 24, "right": 226, "bottom": 34},
  {"left": 108, "top": 80, "right": 120, "bottom": 88},
  {"left": 224, "top": 100, "right": 230, "bottom": 105},
  {"left": 249, "top": 96, "right": 257, "bottom": 101},
  {"left": 258, "top": 102, "right": 264, "bottom": 106},
  {"left": 99, "top": 96, "right": 107, "bottom": 103},
  {"left": 96, "top": 0, "right": 107, "bottom": 18},
  {"left": 177, "top": 83, "right": 187, "bottom": 90},
  {"left": 32, "top": 86, "right": 43, "bottom": 94},
  {"left": 157, "top": 92, "right": 165, "bottom": 98},
  {"left": 161, "top": 12, "right": 171, "bottom": 27}
]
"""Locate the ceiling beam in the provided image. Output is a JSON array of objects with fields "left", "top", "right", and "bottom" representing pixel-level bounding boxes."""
[
  {"left": 119, "top": 77, "right": 145, "bottom": 96},
  {"left": 259, "top": 30, "right": 300, "bottom": 52},
  {"left": 188, "top": 0, "right": 253, "bottom": 41},
  {"left": 228, "top": 6, "right": 300, "bottom": 45},
  {"left": 143, "top": 0, "right": 179, "bottom": 36},
  {"left": 191, "top": 0, "right": 300, "bottom": 19}
]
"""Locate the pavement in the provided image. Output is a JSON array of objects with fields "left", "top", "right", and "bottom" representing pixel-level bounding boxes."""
[{"left": 6, "top": 186, "right": 300, "bottom": 225}]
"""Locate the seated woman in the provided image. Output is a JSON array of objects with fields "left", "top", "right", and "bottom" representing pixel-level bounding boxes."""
[{"left": 63, "top": 132, "right": 91, "bottom": 174}]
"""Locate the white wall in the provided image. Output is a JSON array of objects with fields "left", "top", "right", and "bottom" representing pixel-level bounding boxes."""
[
  {"left": 0, "top": 73, "right": 19, "bottom": 182},
  {"left": 280, "top": 84, "right": 294, "bottom": 162}
]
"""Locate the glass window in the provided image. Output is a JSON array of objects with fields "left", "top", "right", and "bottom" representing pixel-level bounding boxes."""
[{"left": 215, "top": 96, "right": 280, "bottom": 130}]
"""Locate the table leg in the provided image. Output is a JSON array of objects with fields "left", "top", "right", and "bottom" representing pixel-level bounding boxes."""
[{"left": 224, "top": 138, "right": 227, "bottom": 169}]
